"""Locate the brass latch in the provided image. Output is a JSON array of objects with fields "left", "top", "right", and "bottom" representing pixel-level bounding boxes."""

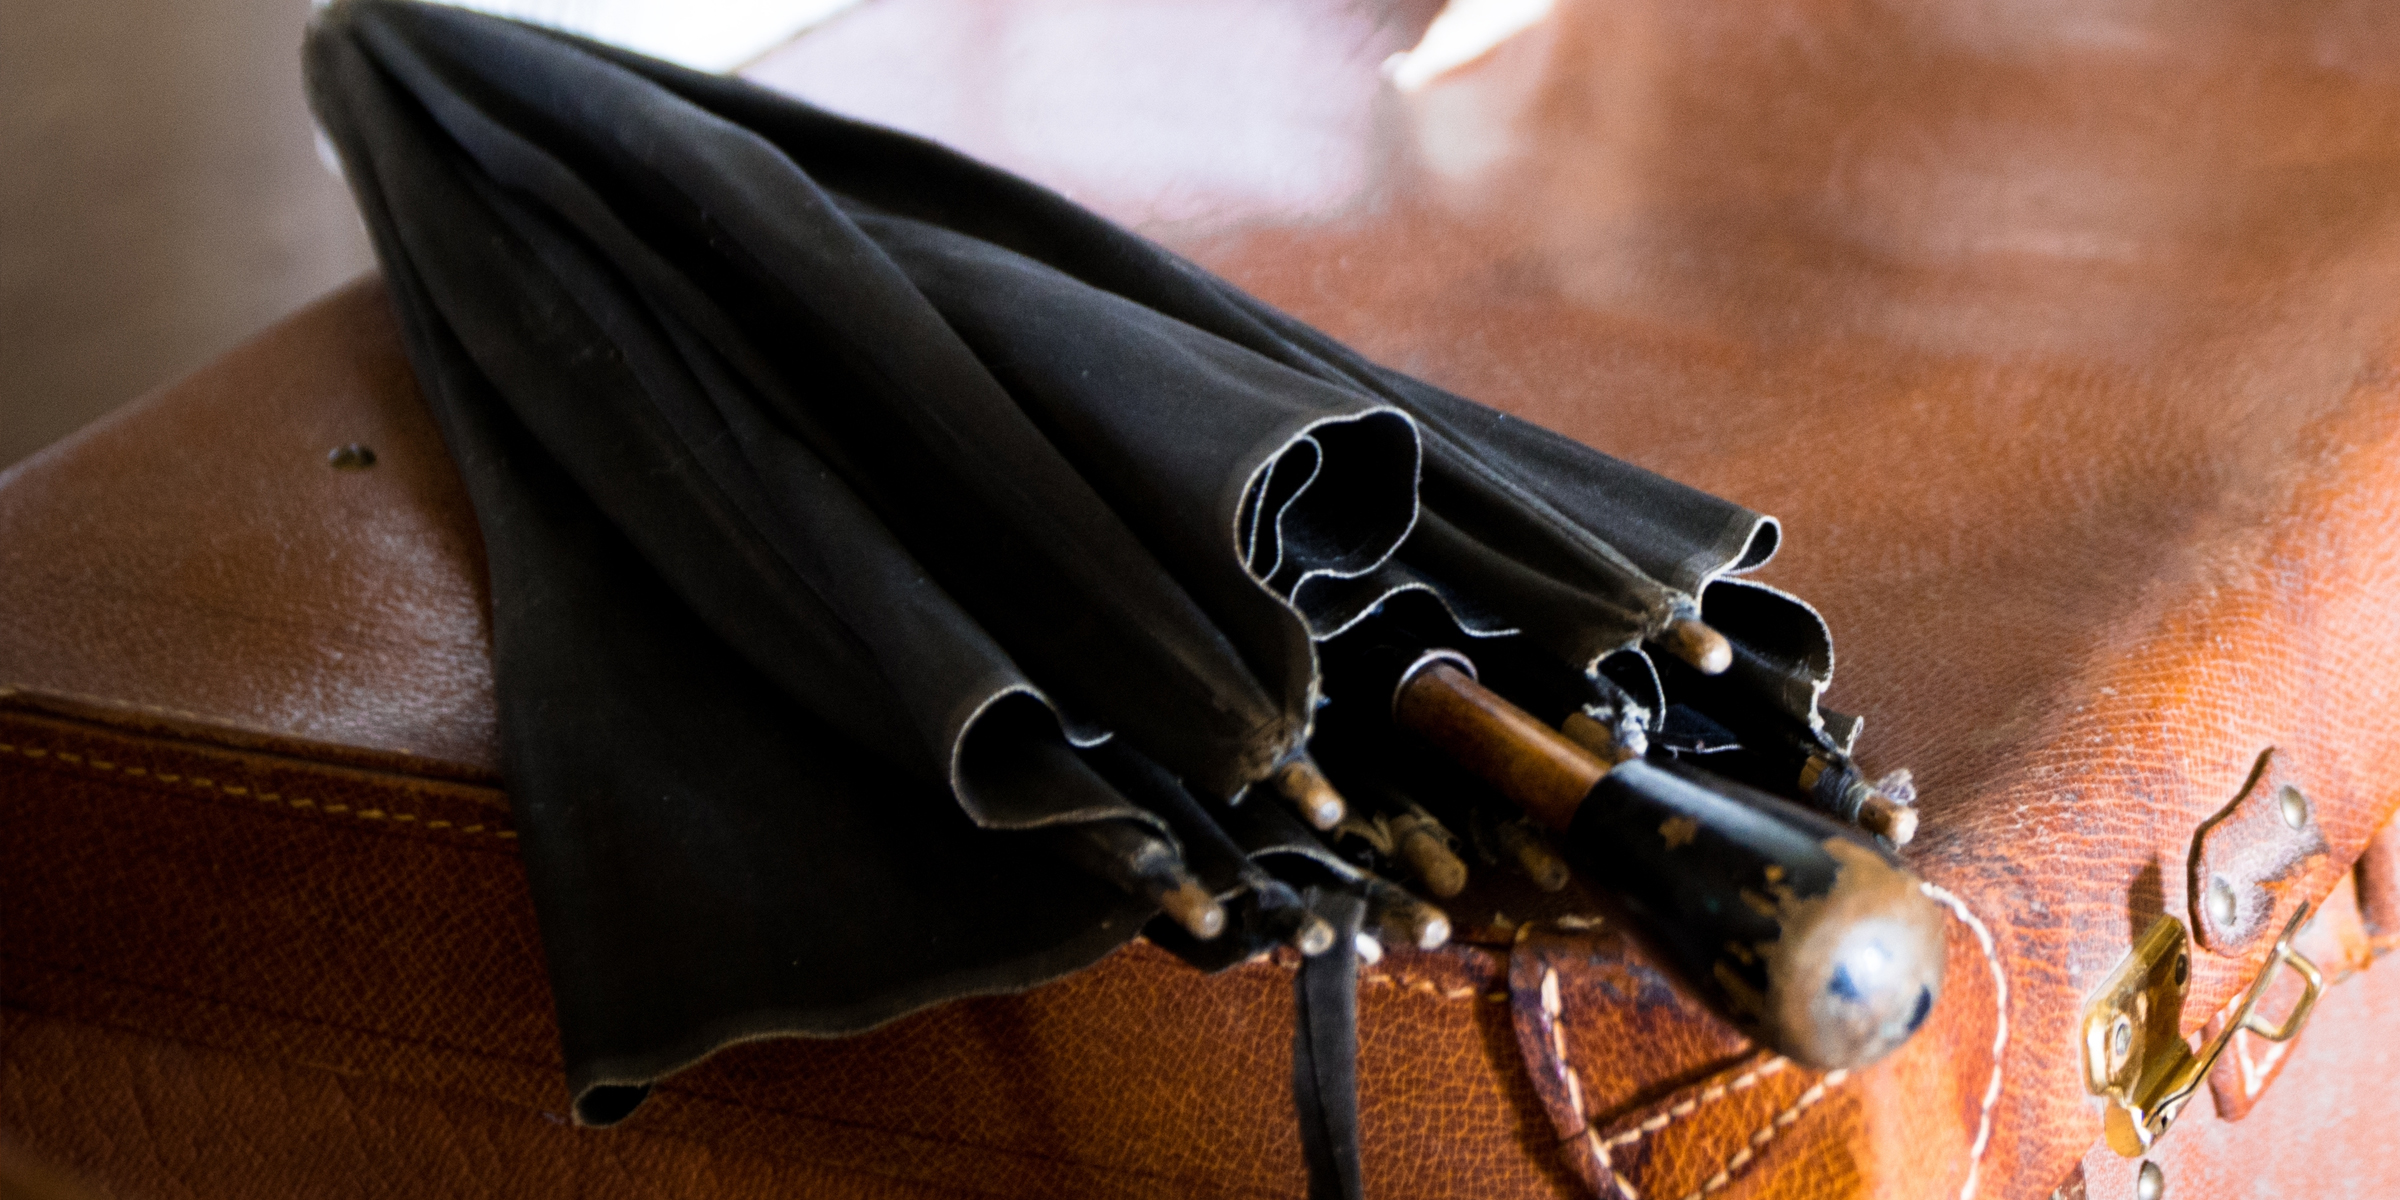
[{"left": 2082, "top": 904, "right": 2323, "bottom": 1156}]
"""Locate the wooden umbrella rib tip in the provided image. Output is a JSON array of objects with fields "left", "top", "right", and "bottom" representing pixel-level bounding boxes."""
[
  {"left": 1661, "top": 618, "right": 1734, "bottom": 675},
  {"left": 1274, "top": 759, "right": 1347, "bottom": 830},
  {"left": 1859, "top": 793, "right": 1918, "bottom": 845},
  {"left": 1159, "top": 878, "right": 1228, "bottom": 940}
]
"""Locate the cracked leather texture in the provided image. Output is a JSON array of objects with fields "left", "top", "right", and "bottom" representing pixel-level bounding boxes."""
[{"left": 15, "top": 0, "right": 2400, "bottom": 1194}]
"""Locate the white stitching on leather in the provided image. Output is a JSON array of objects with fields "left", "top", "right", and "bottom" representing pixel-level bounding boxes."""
[
  {"left": 1542, "top": 965, "right": 1639, "bottom": 1200},
  {"left": 0, "top": 738, "right": 517, "bottom": 839},
  {"left": 1266, "top": 953, "right": 1495, "bottom": 1004},
  {"left": 2232, "top": 1024, "right": 2292, "bottom": 1097},
  {"left": 1358, "top": 972, "right": 1482, "bottom": 1002},
  {"left": 1575, "top": 1047, "right": 1837, "bottom": 1200},
  {"left": 1921, "top": 881, "right": 2008, "bottom": 1200},
  {"left": 1602, "top": 1056, "right": 1789, "bottom": 1149},
  {"left": 1671, "top": 1069, "right": 1846, "bottom": 1200},
  {"left": 1570, "top": 883, "right": 2008, "bottom": 1200},
  {"left": 1547, "top": 971, "right": 1818, "bottom": 1200}
]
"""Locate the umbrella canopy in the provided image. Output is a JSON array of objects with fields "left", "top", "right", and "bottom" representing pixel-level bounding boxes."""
[{"left": 303, "top": 0, "right": 1859, "bottom": 1151}]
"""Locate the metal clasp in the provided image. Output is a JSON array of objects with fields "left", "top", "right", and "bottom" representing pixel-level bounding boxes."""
[{"left": 2082, "top": 903, "right": 2323, "bottom": 1156}]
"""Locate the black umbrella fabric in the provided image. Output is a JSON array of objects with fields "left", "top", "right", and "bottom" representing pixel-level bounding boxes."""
[{"left": 302, "top": 0, "right": 1855, "bottom": 1165}]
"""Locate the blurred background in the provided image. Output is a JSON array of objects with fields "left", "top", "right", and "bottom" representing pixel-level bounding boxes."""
[
  {"left": 0, "top": 0, "right": 873, "bottom": 472},
  {"left": 2, "top": 0, "right": 375, "bottom": 471},
  {"left": 0, "top": 0, "right": 1439, "bottom": 472}
]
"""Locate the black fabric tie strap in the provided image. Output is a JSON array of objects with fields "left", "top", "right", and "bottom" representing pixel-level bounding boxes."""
[{"left": 1292, "top": 889, "right": 1367, "bottom": 1200}]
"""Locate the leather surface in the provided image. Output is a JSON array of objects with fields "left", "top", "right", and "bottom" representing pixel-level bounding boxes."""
[
  {"left": 2357, "top": 810, "right": 2400, "bottom": 945},
  {"left": 0, "top": 276, "right": 497, "bottom": 773},
  {"left": 2075, "top": 877, "right": 2400, "bottom": 1200},
  {"left": 1506, "top": 888, "right": 2009, "bottom": 1200},
  {"left": 0, "top": 1011, "right": 967, "bottom": 1200},
  {"left": 1140, "top": 0, "right": 2400, "bottom": 1191},
  {"left": 14, "top": 0, "right": 2400, "bottom": 1195},
  {"left": 678, "top": 0, "right": 2400, "bottom": 1188},
  {"left": 2188, "top": 749, "right": 2333, "bottom": 957},
  {"left": 2200, "top": 873, "right": 2374, "bottom": 1123},
  {"left": 5, "top": 700, "right": 2394, "bottom": 1200},
  {"left": 0, "top": 699, "right": 1558, "bottom": 1199}
]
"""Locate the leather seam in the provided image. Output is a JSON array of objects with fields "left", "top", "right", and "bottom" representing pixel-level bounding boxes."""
[
  {"left": 1359, "top": 972, "right": 1492, "bottom": 1003},
  {"left": 1535, "top": 965, "right": 1626, "bottom": 1198},
  {"left": 1567, "top": 883, "right": 2008, "bottom": 1200},
  {"left": 3, "top": 685, "right": 328, "bottom": 734},
  {"left": 1265, "top": 953, "right": 1503, "bottom": 1004},
  {"left": 2227, "top": 1020, "right": 2294, "bottom": 1101},
  {"left": 0, "top": 685, "right": 498, "bottom": 775},
  {"left": 1596, "top": 1054, "right": 1792, "bottom": 1153},
  {"left": 1545, "top": 961, "right": 1834, "bottom": 1200},
  {"left": 0, "top": 738, "right": 518, "bottom": 840},
  {"left": 1656, "top": 1067, "right": 1848, "bottom": 1200},
  {"left": 1921, "top": 881, "right": 2008, "bottom": 1200}
]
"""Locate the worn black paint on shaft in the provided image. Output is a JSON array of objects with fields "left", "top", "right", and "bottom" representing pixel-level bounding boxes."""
[{"left": 1563, "top": 759, "right": 1941, "bottom": 1068}]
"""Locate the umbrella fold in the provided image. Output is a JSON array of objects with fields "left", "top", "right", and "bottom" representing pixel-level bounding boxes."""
[{"left": 305, "top": 0, "right": 1898, "bottom": 1157}]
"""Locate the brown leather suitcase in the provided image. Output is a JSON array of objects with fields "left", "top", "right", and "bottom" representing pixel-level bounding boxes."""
[{"left": 9, "top": 1, "right": 2400, "bottom": 1196}]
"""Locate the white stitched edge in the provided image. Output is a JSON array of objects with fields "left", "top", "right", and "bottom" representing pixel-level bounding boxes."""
[
  {"left": 1551, "top": 883, "right": 2008, "bottom": 1200},
  {"left": 1921, "top": 881, "right": 2008, "bottom": 1200},
  {"left": 1666, "top": 1068, "right": 1846, "bottom": 1200},
  {"left": 1543, "top": 966, "right": 1639, "bottom": 1200},
  {"left": 1602, "top": 1056, "right": 1789, "bottom": 1150}
]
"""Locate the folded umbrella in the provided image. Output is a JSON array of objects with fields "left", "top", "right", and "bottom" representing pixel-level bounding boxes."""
[{"left": 303, "top": 0, "right": 1895, "bottom": 1184}]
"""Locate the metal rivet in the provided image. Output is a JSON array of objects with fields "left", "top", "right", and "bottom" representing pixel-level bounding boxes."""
[
  {"left": 2136, "top": 1160, "right": 2166, "bottom": 1200},
  {"left": 2107, "top": 1013, "right": 2134, "bottom": 1074},
  {"left": 2173, "top": 950, "right": 2188, "bottom": 987},
  {"left": 328, "top": 444, "right": 378, "bottom": 470},
  {"left": 2278, "top": 784, "right": 2309, "bottom": 830},
  {"left": 2207, "top": 876, "right": 2237, "bottom": 928}
]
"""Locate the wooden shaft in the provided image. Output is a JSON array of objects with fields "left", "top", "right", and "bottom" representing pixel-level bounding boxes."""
[
  {"left": 1388, "top": 655, "right": 1947, "bottom": 1070},
  {"left": 1392, "top": 662, "right": 1604, "bottom": 830},
  {"left": 1797, "top": 755, "right": 1920, "bottom": 846},
  {"left": 1157, "top": 878, "right": 1228, "bottom": 940},
  {"left": 1273, "top": 906, "right": 1337, "bottom": 956}
]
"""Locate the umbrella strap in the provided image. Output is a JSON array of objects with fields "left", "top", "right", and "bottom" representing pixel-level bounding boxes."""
[{"left": 1292, "top": 888, "right": 1367, "bottom": 1200}]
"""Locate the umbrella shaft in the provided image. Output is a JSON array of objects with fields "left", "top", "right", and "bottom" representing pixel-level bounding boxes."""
[{"left": 1391, "top": 661, "right": 1602, "bottom": 830}]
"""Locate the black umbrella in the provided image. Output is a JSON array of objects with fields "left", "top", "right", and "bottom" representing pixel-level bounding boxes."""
[{"left": 305, "top": 2, "right": 1935, "bottom": 1191}]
